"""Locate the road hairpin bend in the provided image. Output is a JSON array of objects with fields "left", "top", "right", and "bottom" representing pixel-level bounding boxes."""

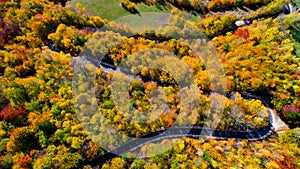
[{"left": 83, "top": 61, "right": 276, "bottom": 167}]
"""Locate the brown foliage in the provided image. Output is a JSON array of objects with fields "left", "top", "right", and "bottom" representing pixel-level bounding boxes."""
[
  {"left": 275, "top": 153, "right": 298, "bottom": 169},
  {"left": 0, "top": 0, "right": 11, "bottom": 3},
  {"left": 0, "top": 104, "right": 27, "bottom": 123},
  {"left": 0, "top": 18, "right": 20, "bottom": 47}
]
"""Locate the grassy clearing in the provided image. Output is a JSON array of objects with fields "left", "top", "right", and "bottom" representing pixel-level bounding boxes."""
[{"left": 67, "top": 0, "right": 171, "bottom": 21}]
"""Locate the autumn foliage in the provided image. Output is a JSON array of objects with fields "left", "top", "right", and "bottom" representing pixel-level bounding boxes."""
[
  {"left": 0, "top": 0, "right": 299, "bottom": 168},
  {"left": 17, "top": 154, "right": 32, "bottom": 168},
  {"left": 0, "top": 18, "right": 20, "bottom": 47},
  {"left": 234, "top": 28, "right": 249, "bottom": 38},
  {"left": 0, "top": 0, "right": 11, "bottom": 2},
  {"left": 282, "top": 101, "right": 300, "bottom": 127},
  {"left": 0, "top": 105, "right": 27, "bottom": 123}
]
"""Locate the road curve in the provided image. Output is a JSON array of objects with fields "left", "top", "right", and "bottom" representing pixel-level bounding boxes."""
[
  {"left": 83, "top": 61, "right": 276, "bottom": 167},
  {"left": 45, "top": 10, "right": 291, "bottom": 167},
  {"left": 86, "top": 126, "right": 274, "bottom": 167},
  {"left": 77, "top": 19, "right": 281, "bottom": 165}
]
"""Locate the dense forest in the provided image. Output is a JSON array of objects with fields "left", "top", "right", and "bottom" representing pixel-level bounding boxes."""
[{"left": 0, "top": 0, "right": 299, "bottom": 168}]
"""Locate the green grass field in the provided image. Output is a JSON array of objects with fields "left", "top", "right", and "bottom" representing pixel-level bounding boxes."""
[{"left": 67, "top": 0, "right": 172, "bottom": 21}]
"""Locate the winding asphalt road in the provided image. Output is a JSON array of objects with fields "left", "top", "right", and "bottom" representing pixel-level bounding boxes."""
[
  {"left": 73, "top": 13, "right": 285, "bottom": 166},
  {"left": 41, "top": 3, "right": 294, "bottom": 167},
  {"left": 82, "top": 61, "right": 276, "bottom": 167}
]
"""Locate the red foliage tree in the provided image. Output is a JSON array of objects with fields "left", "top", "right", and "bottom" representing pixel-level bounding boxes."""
[
  {"left": 0, "top": 18, "right": 20, "bottom": 47},
  {"left": 282, "top": 104, "right": 299, "bottom": 117},
  {"left": 0, "top": 0, "right": 11, "bottom": 3},
  {"left": 281, "top": 103, "right": 300, "bottom": 127},
  {"left": 0, "top": 104, "right": 27, "bottom": 123},
  {"left": 234, "top": 28, "right": 249, "bottom": 38}
]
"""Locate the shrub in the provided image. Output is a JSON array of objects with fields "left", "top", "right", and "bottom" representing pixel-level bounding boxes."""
[
  {"left": 121, "top": 0, "right": 138, "bottom": 13},
  {"left": 48, "top": 24, "right": 87, "bottom": 54},
  {"left": 0, "top": 104, "right": 27, "bottom": 124},
  {"left": 282, "top": 102, "right": 300, "bottom": 127},
  {"left": 7, "top": 127, "right": 39, "bottom": 153},
  {"left": 197, "top": 14, "right": 237, "bottom": 37},
  {"left": 234, "top": 28, "right": 249, "bottom": 38},
  {"left": 0, "top": 18, "right": 20, "bottom": 47}
]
